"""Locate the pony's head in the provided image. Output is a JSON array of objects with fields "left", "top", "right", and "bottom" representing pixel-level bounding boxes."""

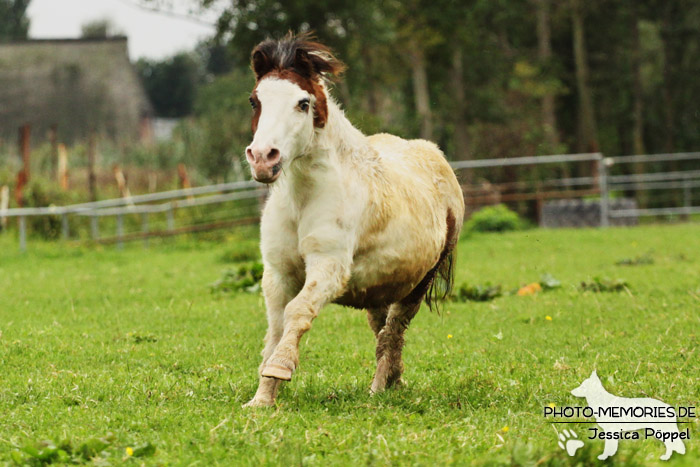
[{"left": 245, "top": 32, "right": 345, "bottom": 183}]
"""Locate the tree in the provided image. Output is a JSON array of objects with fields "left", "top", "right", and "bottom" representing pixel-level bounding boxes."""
[
  {"left": 136, "top": 53, "right": 200, "bottom": 118},
  {"left": 534, "top": 0, "right": 560, "bottom": 151},
  {"left": 191, "top": 0, "right": 700, "bottom": 168},
  {"left": 0, "top": 0, "right": 29, "bottom": 42},
  {"left": 570, "top": 0, "right": 598, "bottom": 153},
  {"left": 81, "top": 19, "right": 123, "bottom": 39},
  {"left": 179, "top": 69, "right": 255, "bottom": 181}
]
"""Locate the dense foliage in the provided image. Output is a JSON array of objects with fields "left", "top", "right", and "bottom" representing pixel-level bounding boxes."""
[
  {"left": 0, "top": 0, "right": 29, "bottom": 42},
  {"left": 136, "top": 53, "right": 201, "bottom": 118},
  {"left": 191, "top": 0, "right": 700, "bottom": 162},
  {"left": 464, "top": 204, "right": 526, "bottom": 233}
]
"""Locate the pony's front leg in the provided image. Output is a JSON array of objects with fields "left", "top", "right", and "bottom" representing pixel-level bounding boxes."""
[
  {"left": 262, "top": 256, "right": 349, "bottom": 381},
  {"left": 244, "top": 270, "right": 295, "bottom": 408}
]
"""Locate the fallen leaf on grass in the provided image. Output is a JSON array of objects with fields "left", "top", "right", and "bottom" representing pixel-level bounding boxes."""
[{"left": 517, "top": 283, "right": 542, "bottom": 296}]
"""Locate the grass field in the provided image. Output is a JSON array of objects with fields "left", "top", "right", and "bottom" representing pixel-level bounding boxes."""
[{"left": 1, "top": 224, "right": 698, "bottom": 465}]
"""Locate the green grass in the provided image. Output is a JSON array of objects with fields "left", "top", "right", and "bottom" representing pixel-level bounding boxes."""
[{"left": 0, "top": 224, "right": 698, "bottom": 465}]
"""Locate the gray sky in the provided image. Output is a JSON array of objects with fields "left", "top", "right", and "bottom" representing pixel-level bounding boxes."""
[{"left": 27, "top": 0, "right": 219, "bottom": 60}]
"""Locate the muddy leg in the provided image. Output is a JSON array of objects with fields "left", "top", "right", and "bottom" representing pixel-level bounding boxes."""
[
  {"left": 366, "top": 306, "right": 388, "bottom": 337},
  {"left": 371, "top": 301, "right": 421, "bottom": 393}
]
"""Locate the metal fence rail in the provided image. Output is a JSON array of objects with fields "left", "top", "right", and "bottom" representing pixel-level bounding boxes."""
[
  {"left": 2, "top": 151, "right": 699, "bottom": 251},
  {"left": 3, "top": 180, "right": 265, "bottom": 251},
  {"left": 605, "top": 151, "right": 700, "bottom": 220},
  {"left": 451, "top": 152, "right": 609, "bottom": 226}
]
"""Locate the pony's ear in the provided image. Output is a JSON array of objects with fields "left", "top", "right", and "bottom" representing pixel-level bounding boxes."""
[
  {"left": 292, "top": 47, "right": 315, "bottom": 79},
  {"left": 591, "top": 370, "right": 599, "bottom": 380},
  {"left": 307, "top": 50, "right": 346, "bottom": 78},
  {"left": 293, "top": 37, "right": 346, "bottom": 80},
  {"left": 251, "top": 47, "right": 274, "bottom": 80}
]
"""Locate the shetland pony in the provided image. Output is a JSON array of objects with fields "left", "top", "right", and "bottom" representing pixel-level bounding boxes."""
[{"left": 243, "top": 33, "right": 464, "bottom": 407}]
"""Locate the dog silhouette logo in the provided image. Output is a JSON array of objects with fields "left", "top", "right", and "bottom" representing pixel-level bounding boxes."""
[{"left": 569, "top": 370, "right": 686, "bottom": 461}]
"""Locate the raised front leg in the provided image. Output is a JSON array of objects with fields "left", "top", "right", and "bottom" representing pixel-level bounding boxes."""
[
  {"left": 261, "top": 256, "right": 349, "bottom": 381},
  {"left": 243, "top": 270, "right": 295, "bottom": 408}
]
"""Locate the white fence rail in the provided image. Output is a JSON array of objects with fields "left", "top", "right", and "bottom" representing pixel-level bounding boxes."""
[{"left": 2, "top": 152, "right": 699, "bottom": 251}]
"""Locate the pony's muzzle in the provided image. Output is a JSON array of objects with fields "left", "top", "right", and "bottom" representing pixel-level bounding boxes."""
[{"left": 246, "top": 144, "right": 282, "bottom": 183}]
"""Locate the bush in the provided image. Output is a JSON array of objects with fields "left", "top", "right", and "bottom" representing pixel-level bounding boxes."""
[
  {"left": 24, "top": 179, "right": 81, "bottom": 239},
  {"left": 211, "top": 262, "right": 264, "bottom": 294},
  {"left": 452, "top": 283, "right": 502, "bottom": 302},
  {"left": 465, "top": 204, "right": 524, "bottom": 233}
]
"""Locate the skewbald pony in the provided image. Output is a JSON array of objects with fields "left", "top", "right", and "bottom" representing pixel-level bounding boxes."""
[{"left": 250, "top": 32, "right": 346, "bottom": 128}]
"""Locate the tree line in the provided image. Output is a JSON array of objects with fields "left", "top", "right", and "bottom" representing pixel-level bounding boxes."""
[
  {"left": 3, "top": 0, "right": 699, "bottom": 166},
  {"left": 188, "top": 0, "right": 699, "bottom": 161}
]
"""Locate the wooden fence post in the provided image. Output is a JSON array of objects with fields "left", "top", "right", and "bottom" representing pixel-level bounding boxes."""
[
  {"left": 113, "top": 164, "right": 132, "bottom": 202},
  {"left": 58, "top": 144, "right": 69, "bottom": 190},
  {"left": 19, "top": 124, "right": 30, "bottom": 183},
  {"left": 49, "top": 124, "right": 58, "bottom": 178},
  {"left": 0, "top": 185, "right": 8, "bottom": 231},
  {"left": 88, "top": 131, "right": 97, "bottom": 202},
  {"left": 177, "top": 163, "right": 194, "bottom": 202},
  {"left": 15, "top": 124, "right": 31, "bottom": 207}
]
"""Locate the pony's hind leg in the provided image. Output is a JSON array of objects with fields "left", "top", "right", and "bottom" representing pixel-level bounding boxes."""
[
  {"left": 367, "top": 306, "right": 388, "bottom": 337},
  {"left": 371, "top": 300, "right": 421, "bottom": 393}
]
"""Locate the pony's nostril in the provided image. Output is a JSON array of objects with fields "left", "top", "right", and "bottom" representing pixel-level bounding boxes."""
[
  {"left": 245, "top": 147, "right": 255, "bottom": 162},
  {"left": 267, "top": 148, "right": 280, "bottom": 162}
]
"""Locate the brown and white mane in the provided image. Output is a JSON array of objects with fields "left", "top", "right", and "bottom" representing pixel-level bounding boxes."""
[{"left": 243, "top": 33, "right": 465, "bottom": 407}]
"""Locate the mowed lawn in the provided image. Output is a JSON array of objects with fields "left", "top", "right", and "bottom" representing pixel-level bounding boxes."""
[{"left": 0, "top": 224, "right": 698, "bottom": 465}]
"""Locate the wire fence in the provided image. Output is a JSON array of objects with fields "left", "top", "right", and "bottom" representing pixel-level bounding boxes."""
[{"left": 1, "top": 151, "right": 699, "bottom": 251}]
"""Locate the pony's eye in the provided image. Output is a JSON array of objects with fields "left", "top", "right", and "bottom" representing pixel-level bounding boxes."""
[
  {"left": 298, "top": 98, "right": 310, "bottom": 112},
  {"left": 249, "top": 96, "right": 257, "bottom": 109}
]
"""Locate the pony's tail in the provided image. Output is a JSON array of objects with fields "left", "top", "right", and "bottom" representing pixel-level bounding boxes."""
[{"left": 425, "top": 210, "right": 458, "bottom": 313}]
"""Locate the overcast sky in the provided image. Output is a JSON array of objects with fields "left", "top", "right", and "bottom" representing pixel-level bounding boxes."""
[{"left": 27, "top": 0, "right": 219, "bottom": 60}]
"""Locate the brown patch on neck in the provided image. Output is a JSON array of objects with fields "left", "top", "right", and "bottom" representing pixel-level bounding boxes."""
[{"left": 255, "top": 70, "right": 328, "bottom": 128}]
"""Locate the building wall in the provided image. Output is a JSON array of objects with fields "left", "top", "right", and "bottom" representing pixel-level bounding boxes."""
[{"left": 0, "top": 38, "right": 152, "bottom": 145}]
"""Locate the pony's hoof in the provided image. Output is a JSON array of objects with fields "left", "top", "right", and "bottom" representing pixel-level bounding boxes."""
[
  {"left": 261, "top": 363, "right": 293, "bottom": 381},
  {"left": 242, "top": 397, "right": 275, "bottom": 408}
]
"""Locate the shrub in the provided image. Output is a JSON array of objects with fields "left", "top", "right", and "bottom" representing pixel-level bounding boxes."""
[
  {"left": 24, "top": 179, "right": 81, "bottom": 239},
  {"left": 465, "top": 204, "right": 524, "bottom": 233},
  {"left": 211, "top": 262, "right": 264, "bottom": 294},
  {"left": 452, "top": 283, "right": 502, "bottom": 302},
  {"left": 580, "top": 277, "right": 628, "bottom": 292}
]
